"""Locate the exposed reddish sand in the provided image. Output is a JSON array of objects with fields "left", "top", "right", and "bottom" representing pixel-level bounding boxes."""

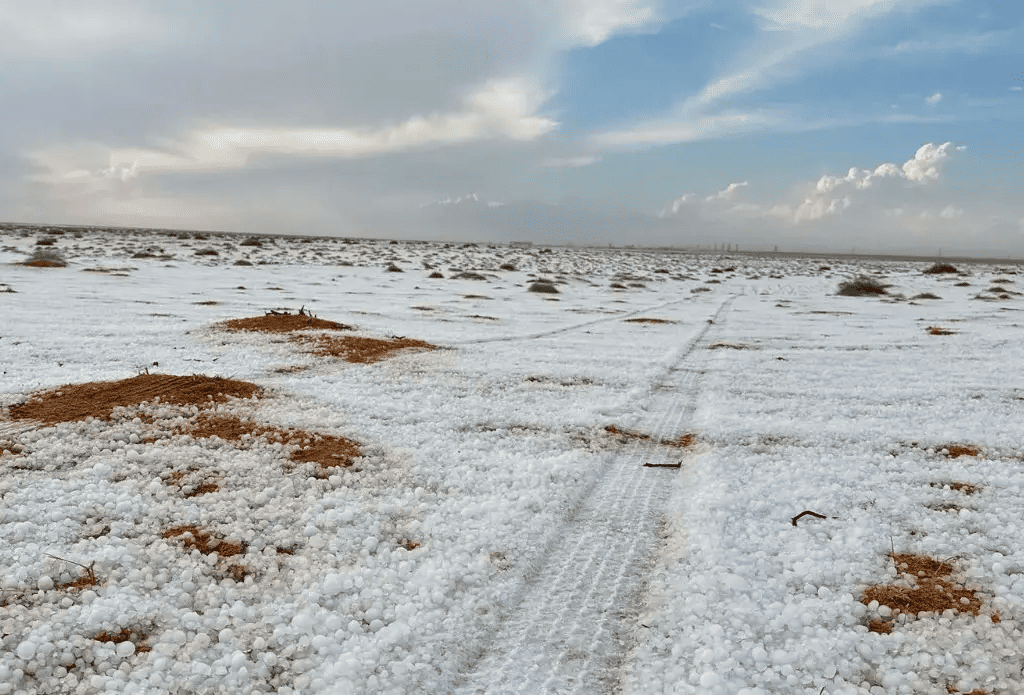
[
  {"left": 295, "top": 334, "right": 436, "bottom": 364},
  {"left": 862, "top": 554, "right": 982, "bottom": 618},
  {"left": 8, "top": 375, "right": 262, "bottom": 425},
  {"left": 221, "top": 313, "right": 351, "bottom": 333},
  {"left": 177, "top": 413, "right": 361, "bottom": 469}
]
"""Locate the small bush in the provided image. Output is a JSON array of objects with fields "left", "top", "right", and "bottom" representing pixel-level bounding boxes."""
[
  {"left": 22, "top": 247, "right": 67, "bottom": 267},
  {"left": 499, "top": 263, "right": 517, "bottom": 271},
  {"left": 924, "top": 262, "right": 959, "bottom": 274},
  {"left": 912, "top": 292, "right": 941, "bottom": 300},
  {"left": 453, "top": 271, "right": 487, "bottom": 281},
  {"left": 837, "top": 275, "right": 888, "bottom": 296},
  {"left": 194, "top": 248, "right": 219, "bottom": 256},
  {"left": 427, "top": 271, "right": 444, "bottom": 279},
  {"left": 385, "top": 264, "right": 403, "bottom": 272},
  {"left": 528, "top": 281, "right": 559, "bottom": 294}
]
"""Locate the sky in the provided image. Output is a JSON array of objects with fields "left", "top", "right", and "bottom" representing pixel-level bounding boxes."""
[{"left": 1, "top": 0, "right": 1022, "bottom": 255}]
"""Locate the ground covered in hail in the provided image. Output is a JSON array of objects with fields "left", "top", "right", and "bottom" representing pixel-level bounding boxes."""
[{"left": 2, "top": 225, "right": 1024, "bottom": 694}]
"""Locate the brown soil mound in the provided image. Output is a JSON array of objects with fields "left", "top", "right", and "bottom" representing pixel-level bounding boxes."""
[
  {"left": 296, "top": 335, "right": 436, "bottom": 364},
  {"left": 222, "top": 313, "right": 352, "bottom": 333},
  {"left": 624, "top": 318, "right": 674, "bottom": 324},
  {"left": 862, "top": 553, "right": 981, "bottom": 618},
  {"left": 944, "top": 445, "right": 980, "bottom": 458},
  {"left": 20, "top": 260, "right": 65, "bottom": 268},
  {"left": 8, "top": 375, "right": 262, "bottom": 425},
  {"left": 177, "top": 413, "right": 361, "bottom": 469},
  {"left": 162, "top": 525, "right": 245, "bottom": 557}
]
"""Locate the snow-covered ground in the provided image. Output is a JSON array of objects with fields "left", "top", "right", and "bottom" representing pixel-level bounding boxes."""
[{"left": 1, "top": 226, "right": 1023, "bottom": 694}]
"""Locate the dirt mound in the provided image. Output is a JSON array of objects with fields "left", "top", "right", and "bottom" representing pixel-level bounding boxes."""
[
  {"left": 176, "top": 413, "right": 361, "bottom": 469},
  {"left": 297, "top": 335, "right": 436, "bottom": 364},
  {"left": 221, "top": 311, "right": 352, "bottom": 333},
  {"left": 862, "top": 553, "right": 981, "bottom": 620},
  {"left": 20, "top": 260, "right": 65, "bottom": 268},
  {"left": 8, "top": 375, "right": 262, "bottom": 425},
  {"left": 943, "top": 445, "right": 980, "bottom": 458}
]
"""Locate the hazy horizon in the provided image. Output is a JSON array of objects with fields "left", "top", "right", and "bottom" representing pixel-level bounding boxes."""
[{"left": 1, "top": 1, "right": 1021, "bottom": 256}]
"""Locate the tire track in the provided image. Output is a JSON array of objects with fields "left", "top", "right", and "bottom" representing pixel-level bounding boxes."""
[
  {"left": 447, "top": 294, "right": 717, "bottom": 346},
  {"left": 443, "top": 296, "right": 735, "bottom": 694}
]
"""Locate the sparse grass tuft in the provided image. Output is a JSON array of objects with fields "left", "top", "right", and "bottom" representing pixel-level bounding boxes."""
[{"left": 21, "top": 247, "right": 67, "bottom": 267}]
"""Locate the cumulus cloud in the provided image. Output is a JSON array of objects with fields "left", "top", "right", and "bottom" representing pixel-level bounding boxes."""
[
  {"left": 790, "top": 142, "right": 961, "bottom": 222},
  {"left": 706, "top": 181, "right": 749, "bottom": 202},
  {"left": 926, "top": 92, "right": 942, "bottom": 105}
]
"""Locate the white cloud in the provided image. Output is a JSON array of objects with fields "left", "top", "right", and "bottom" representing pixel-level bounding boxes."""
[
  {"left": 541, "top": 155, "right": 603, "bottom": 168},
  {"left": 792, "top": 142, "right": 959, "bottom": 221},
  {"left": 659, "top": 193, "right": 696, "bottom": 217},
  {"left": 705, "top": 181, "right": 749, "bottom": 202},
  {"left": 30, "top": 78, "right": 558, "bottom": 190},
  {"left": 595, "top": 111, "right": 773, "bottom": 147},
  {"left": 560, "top": 0, "right": 659, "bottom": 46},
  {"left": 926, "top": 92, "right": 942, "bottom": 105},
  {"left": 0, "top": 0, "right": 169, "bottom": 56},
  {"left": 658, "top": 141, "right": 963, "bottom": 226},
  {"left": 754, "top": 0, "right": 929, "bottom": 32}
]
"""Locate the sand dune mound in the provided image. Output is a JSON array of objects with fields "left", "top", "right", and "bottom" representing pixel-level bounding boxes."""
[{"left": 8, "top": 374, "right": 262, "bottom": 425}]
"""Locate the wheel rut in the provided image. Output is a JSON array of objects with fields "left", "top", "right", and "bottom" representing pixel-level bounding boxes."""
[{"left": 447, "top": 296, "right": 735, "bottom": 694}]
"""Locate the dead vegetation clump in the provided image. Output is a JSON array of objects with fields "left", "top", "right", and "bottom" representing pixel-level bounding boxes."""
[
  {"left": 924, "top": 262, "right": 960, "bottom": 274},
  {"left": 296, "top": 334, "right": 435, "bottom": 364},
  {"left": 624, "top": 318, "right": 674, "bottom": 324},
  {"left": 221, "top": 308, "right": 353, "bottom": 333},
  {"left": 927, "top": 326, "right": 957, "bottom": 335},
  {"left": 528, "top": 281, "right": 559, "bottom": 294},
  {"left": 8, "top": 374, "right": 262, "bottom": 425},
  {"left": 162, "top": 525, "right": 245, "bottom": 557},
  {"left": 861, "top": 553, "right": 981, "bottom": 619},
  {"left": 837, "top": 275, "right": 889, "bottom": 296},
  {"left": 20, "top": 248, "right": 68, "bottom": 268},
  {"left": 604, "top": 424, "right": 695, "bottom": 449},
  {"left": 913, "top": 292, "right": 942, "bottom": 300}
]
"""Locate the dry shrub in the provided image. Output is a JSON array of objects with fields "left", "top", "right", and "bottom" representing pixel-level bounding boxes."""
[
  {"left": 221, "top": 312, "right": 351, "bottom": 333},
  {"left": 924, "top": 262, "right": 959, "bottom": 274},
  {"left": 162, "top": 525, "right": 245, "bottom": 557},
  {"left": 295, "top": 334, "right": 435, "bottom": 364},
  {"left": 9, "top": 374, "right": 262, "bottom": 425},
  {"left": 862, "top": 554, "right": 981, "bottom": 619},
  {"left": 624, "top": 318, "right": 674, "bottom": 324},
  {"left": 528, "top": 281, "right": 559, "bottom": 294},
  {"left": 838, "top": 276, "right": 888, "bottom": 296},
  {"left": 454, "top": 271, "right": 488, "bottom": 280},
  {"left": 928, "top": 326, "right": 957, "bottom": 335},
  {"left": 57, "top": 573, "right": 99, "bottom": 591},
  {"left": 913, "top": 293, "right": 942, "bottom": 300},
  {"left": 20, "top": 248, "right": 68, "bottom": 267}
]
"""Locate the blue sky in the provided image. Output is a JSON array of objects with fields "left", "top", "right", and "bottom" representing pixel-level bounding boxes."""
[{"left": 1, "top": 0, "right": 1022, "bottom": 254}]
